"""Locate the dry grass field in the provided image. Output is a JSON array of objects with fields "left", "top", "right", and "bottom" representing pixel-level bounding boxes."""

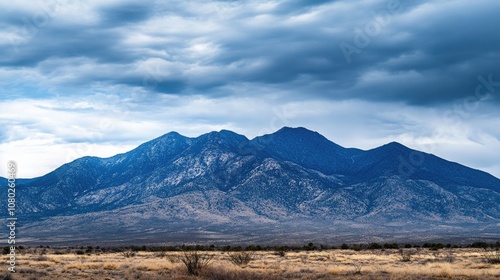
[{"left": 2, "top": 247, "right": 499, "bottom": 279}]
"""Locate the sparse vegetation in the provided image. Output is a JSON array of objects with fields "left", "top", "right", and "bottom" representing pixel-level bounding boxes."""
[
  {"left": 484, "top": 249, "right": 500, "bottom": 264},
  {"left": 0, "top": 272, "right": 13, "bottom": 280},
  {"left": 275, "top": 249, "right": 286, "bottom": 257},
  {"left": 352, "top": 262, "right": 363, "bottom": 275},
  {"left": 227, "top": 251, "right": 255, "bottom": 266},
  {"left": 4, "top": 244, "right": 500, "bottom": 279},
  {"left": 122, "top": 250, "right": 136, "bottom": 258},
  {"left": 180, "top": 251, "right": 214, "bottom": 275},
  {"left": 398, "top": 248, "right": 414, "bottom": 262}
]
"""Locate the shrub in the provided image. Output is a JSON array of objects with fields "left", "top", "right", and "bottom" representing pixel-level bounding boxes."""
[
  {"left": 352, "top": 262, "right": 363, "bottom": 275},
  {"left": 367, "top": 243, "right": 382, "bottom": 250},
  {"left": 123, "top": 250, "right": 136, "bottom": 258},
  {"left": 352, "top": 245, "right": 362, "bottom": 251},
  {"left": 300, "top": 255, "right": 308, "bottom": 264},
  {"left": 423, "top": 243, "right": 444, "bottom": 250},
  {"left": 180, "top": 251, "right": 214, "bottom": 275},
  {"left": 398, "top": 249, "right": 413, "bottom": 262},
  {"left": 275, "top": 250, "right": 286, "bottom": 257},
  {"left": 484, "top": 249, "right": 500, "bottom": 264},
  {"left": 384, "top": 243, "right": 399, "bottom": 249},
  {"left": 228, "top": 251, "right": 255, "bottom": 266},
  {"left": 0, "top": 272, "right": 13, "bottom": 280},
  {"left": 304, "top": 243, "right": 316, "bottom": 251},
  {"left": 470, "top": 242, "right": 489, "bottom": 249}
]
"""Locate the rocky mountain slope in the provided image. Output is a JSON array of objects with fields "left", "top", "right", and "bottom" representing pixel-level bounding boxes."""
[{"left": 2, "top": 127, "right": 499, "bottom": 245}]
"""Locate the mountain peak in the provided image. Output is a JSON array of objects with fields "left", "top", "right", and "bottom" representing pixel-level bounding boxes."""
[
  {"left": 202, "top": 129, "right": 248, "bottom": 141},
  {"left": 163, "top": 131, "right": 183, "bottom": 137},
  {"left": 275, "top": 126, "right": 320, "bottom": 136},
  {"left": 381, "top": 141, "right": 409, "bottom": 151},
  {"left": 251, "top": 126, "right": 355, "bottom": 174}
]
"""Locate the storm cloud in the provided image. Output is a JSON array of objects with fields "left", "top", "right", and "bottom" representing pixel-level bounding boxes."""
[{"left": 1, "top": 0, "right": 499, "bottom": 178}]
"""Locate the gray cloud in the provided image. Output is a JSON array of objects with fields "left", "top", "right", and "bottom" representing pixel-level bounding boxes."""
[
  {"left": 1, "top": 0, "right": 499, "bottom": 178},
  {"left": 2, "top": 0, "right": 499, "bottom": 104}
]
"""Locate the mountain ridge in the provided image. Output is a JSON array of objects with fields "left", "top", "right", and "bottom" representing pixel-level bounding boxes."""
[{"left": 2, "top": 127, "right": 499, "bottom": 245}]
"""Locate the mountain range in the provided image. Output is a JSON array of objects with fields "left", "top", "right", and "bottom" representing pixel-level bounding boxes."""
[{"left": 1, "top": 127, "right": 499, "bottom": 245}]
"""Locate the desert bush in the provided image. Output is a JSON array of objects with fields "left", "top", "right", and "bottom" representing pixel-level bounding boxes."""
[
  {"left": 367, "top": 243, "right": 382, "bottom": 250},
  {"left": 304, "top": 242, "right": 316, "bottom": 251},
  {"left": 228, "top": 251, "right": 255, "bottom": 266},
  {"left": 398, "top": 249, "right": 413, "bottom": 262},
  {"left": 352, "top": 244, "right": 363, "bottom": 251},
  {"left": 123, "top": 250, "right": 136, "bottom": 258},
  {"left": 0, "top": 272, "right": 13, "bottom": 280},
  {"left": 352, "top": 262, "right": 363, "bottom": 275},
  {"left": 275, "top": 250, "right": 286, "bottom": 257},
  {"left": 384, "top": 243, "right": 399, "bottom": 249},
  {"left": 424, "top": 243, "right": 444, "bottom": 250},
  {"left": 180, "top": 251, "right": 214, "bottom": 275},
  {"left": 300, "top": 255, "right": 308, "bottom": 264},
  {"left": 483, "top": 249, "right": 500, "bottom": 264},
  {"left": 470, "top": 242, "right": 489, "bottom": 249}
]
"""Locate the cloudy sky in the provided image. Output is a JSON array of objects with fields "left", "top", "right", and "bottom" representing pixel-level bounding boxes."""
[{"left": 1, "top": 0, "right": 499, "bottom": 179}]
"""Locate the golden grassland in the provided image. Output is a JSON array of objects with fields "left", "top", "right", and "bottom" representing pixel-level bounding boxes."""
[{"left": 2, "top": 248, "right": 499, "bottom": 279}]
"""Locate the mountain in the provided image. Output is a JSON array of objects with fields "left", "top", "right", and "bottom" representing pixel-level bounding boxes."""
[{"left": 2, "top": 127, "right": 499, "bottom": 245}]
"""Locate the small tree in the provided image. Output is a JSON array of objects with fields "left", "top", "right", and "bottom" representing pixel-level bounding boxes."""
[{"left": 180, "top": 251, "right": 214, "bottom": 275}]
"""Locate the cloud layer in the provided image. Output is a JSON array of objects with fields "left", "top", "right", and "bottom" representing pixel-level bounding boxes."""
[{"left": 1, "top": 0, "right": 499, "bottom": 178}]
